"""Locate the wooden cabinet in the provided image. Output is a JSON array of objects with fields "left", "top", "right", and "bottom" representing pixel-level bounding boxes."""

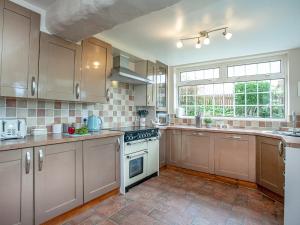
[
  {"left": 159, "top": 129, "right": 167, "bottom": 167},
  {"left": 81, "top": 37, "right": 112, "bottom": 103},
  {"left": 0, "top": 148, "right": 33, "bottom": 225},
  {"left": 181, "top": 131, "right": 214, "bottom": 173},
  {"left": 156, "top": 61, "right": 168, "bottom": 112},
  {"left": 34, "top": 142, "right": 83, "bottom": 224},
  {"left": 83, "top": 137, "right": 120, "bottom": 203},
  {"left": 166, "top": 129, "right": 182, "bottom": 166},
  {"left": 256, "top": 137, "right": 284, "bottom": 196},
  {"left": 0, "top": 0, "right": 40, "bottom": 98},
  {"left": 214, "top": 133, "right": 256, "bottom": 182},
  {"left": 38, "top": 32, "right": 82, "bottom": 101},
  {"left": 134, "top": 60, "right": 156, "bottom": 107}
]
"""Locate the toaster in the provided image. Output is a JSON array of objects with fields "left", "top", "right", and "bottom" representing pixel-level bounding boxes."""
[{"left": 0, "top": 119, "right": 27, "bottom": 140}]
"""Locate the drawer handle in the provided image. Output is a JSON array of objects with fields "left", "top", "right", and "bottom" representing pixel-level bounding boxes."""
[
  {"left": 230, "top": 136, "right": 241, "bottom": 140},
  {"left": 192, "top": 132, "right": 204, "bottom": 136},
  {"left": 38, "top": 149, "right": 44, "bottom": 171},
  {"left": 25, "top": 151, "right": 31, "bottom": 174}
]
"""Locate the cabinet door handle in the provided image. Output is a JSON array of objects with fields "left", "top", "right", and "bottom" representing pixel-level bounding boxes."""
[
  {"left": 75, "top": 83, "right": 80, "bottom": 99},
  {"left": 38, "top": 149, "right": 44, "bottom": 171},
  {"left": 229, "top": 136, "right": 241, "bottom": 140},
  {"left": 25, "top": 151, "right": 31, "bottom": 174},
  {"left": 278, "top": 141, "right": 284, "bottom": 157},
  {"left": 31, "top": 77, "right": 36, "bottom": 96},
  {"left": 106, "top": 88, "right": 110, "bottom": 102},
  {"left": 116, "top": 138, "right": 120, "bottom": 152}
]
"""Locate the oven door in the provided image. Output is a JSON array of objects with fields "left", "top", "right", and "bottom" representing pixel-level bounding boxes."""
[{"left": 125, "top": 150, "right": 148, "bottom": 187}]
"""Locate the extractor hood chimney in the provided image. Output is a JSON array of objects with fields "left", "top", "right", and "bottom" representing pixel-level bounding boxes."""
[{"left": 111, "top": 55, "right": 153, "bottom": 85}]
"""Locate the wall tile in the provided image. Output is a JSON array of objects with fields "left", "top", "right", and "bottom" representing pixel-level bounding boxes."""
[
  {"left": 6, "top": 107, "right": 16, "bottom": 117},
  {"left": 6, "top": 98, "right": 16, "bottom": 107}
]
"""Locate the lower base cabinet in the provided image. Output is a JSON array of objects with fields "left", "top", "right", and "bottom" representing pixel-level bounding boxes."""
[
  {"left": 214, "top": 133, "right": 256, "bottom": 182},
  {"left": 0, "top": 148, "right": 33, "bottom": 225},
  {"left": 83, "top": 137, "right": 120, "bottom": 203},
  {"left": 181, "top": 131, "right": 214, "bottom": 173},
  {"left": 256, "top": 137, "right": 284, "bottom": 196},
  {"left": 166, "top": 129, "right": 182, "bottom": 166},
  {"left": 34, "top": 142, "right": 83, "bottom": 225}
]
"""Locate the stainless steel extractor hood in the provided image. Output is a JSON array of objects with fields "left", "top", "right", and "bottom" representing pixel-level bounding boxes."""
[{"left": 110, "top": 56, "right": 153, "bottom": 85}]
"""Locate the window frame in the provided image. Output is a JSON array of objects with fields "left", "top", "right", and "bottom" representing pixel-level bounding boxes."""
[{"left": 175, "top": 53, "right": 288, "bottom": 121}]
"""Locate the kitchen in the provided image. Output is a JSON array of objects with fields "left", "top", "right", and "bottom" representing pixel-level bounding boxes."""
[{"left": 0, "top": 0, "right": 299, "bottom": 225}]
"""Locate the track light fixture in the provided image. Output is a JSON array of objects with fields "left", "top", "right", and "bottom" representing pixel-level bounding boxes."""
[{"left": 176, "top": 26, "right": 232, "bottom": 49}]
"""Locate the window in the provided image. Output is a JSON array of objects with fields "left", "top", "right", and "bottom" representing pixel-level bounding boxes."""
[
  {"left": 176, "top": 55, "right": 286, "bottom": 119},
  {"left": 228, "top": 60, "right": 281, "bottom": 77},
  {"left": 180, "top": 68, "right": 219, "bottom": 81}
]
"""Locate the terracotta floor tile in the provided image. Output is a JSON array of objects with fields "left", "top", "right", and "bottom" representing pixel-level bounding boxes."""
[{"left": 62, "top": 169, "right": 283, "bottom": 225}]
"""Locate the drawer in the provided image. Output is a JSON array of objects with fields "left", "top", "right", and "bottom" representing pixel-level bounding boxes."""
[
  {"left": 124, "top": 140, "right": 148, "bottom": 155},
  {"left": 182, "top": 130, "right": 211, "bottom": 137},
  {"left": 166, "top": 129, "right": 181, "bottom": 135},
  {"left": 215, "top": 133, "right": 249, "bottom": 141}
]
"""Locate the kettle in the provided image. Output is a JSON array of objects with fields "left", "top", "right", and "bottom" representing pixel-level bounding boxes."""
[{"left": 87, "top": 115, "right": 102, "bottom": 132}]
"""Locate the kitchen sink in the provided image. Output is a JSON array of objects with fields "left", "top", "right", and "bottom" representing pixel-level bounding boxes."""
[{"left": 272, "top": 130, "right": 300, "bottom": 137}]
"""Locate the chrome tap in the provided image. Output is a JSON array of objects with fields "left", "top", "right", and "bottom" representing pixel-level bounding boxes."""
[{"left": 292, "top": 111, "right": 297, "bottom": 134}]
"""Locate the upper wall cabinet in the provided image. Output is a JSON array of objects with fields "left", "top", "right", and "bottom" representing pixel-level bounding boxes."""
[
  {"left": 0, "top": 0, "right": 40, "bottom": 98},
  {"left": 134, "top": 60, "right": 156, "bottom": 107},
  {"left": 81, "top": 37, "right": 112, "bottom": 103},
  {"left": 38, "top": 32, "right": 82, "bottom": 101},
  {"left": 156, "top": 61, "right": 168, "bottom": 112}
]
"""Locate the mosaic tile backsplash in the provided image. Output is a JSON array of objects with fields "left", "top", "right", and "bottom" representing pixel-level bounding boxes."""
[{"left": 0, "top": 83, "right": 137, "bottom": 134}]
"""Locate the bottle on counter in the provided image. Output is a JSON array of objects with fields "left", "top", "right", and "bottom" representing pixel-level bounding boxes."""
[{"left": 195, "top": 112, "right": 202, "bottom": 128}]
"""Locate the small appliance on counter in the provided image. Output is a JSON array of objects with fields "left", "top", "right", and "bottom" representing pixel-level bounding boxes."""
[
  {"left": 87, "top": 115, "right": 103, "bottom": 132},
  {"left": 156, "top": 112, "right": 169, "bottom": 126},
  {"left": 0, "top": 119, "right": 27, "bottom": 140}
]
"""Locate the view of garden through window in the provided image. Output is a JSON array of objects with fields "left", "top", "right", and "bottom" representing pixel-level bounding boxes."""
[{"left": 178, "top": 79, "right": 284, "bottom": 118}]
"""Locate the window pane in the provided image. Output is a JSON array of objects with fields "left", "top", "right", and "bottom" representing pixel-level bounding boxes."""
[
  {"left": 235, "top": 106, "right": 245, "bottom": 117},
  {"left": 257, "top": 62, "right": 270, "bottom": 74},
  {"left": 213, "top": 68, "right": 220, "bottom": 78},
  {"left": 180, "top": 72, "right": 186, "bottom": 81},
  {"left": 186, "top": 71, "right": 195, "bottom": 80},
  {"left": 179, "top": 86, "right": 187, "bottom": 95},
  {"left": 205, "top": 106, "right": 213, "bottom": 116},
  {"left": 246, "top": 94, "right": 257, "bottom": 105},
  {"left": 214, "top": 106, "right": 224, "bottom": 116},
  {"left": 245, "top": 64, "right": 257, "bottom": 75},
  {"left": 186, "top": 106, "right": 195, "bottom": 116},
  {"left": 196, "top": 96, "right": 204, "bottom": 105},
  {"left": 272, "top": 106, "right": 285, "bottom": 118},
  {"left": 234, "top": 65, "right": 245, "bottom": 76},
  {"left": 258, "top": 81, "right": 270, "bottom": 92},
  {"left": 259, "top": 106, "right": 270, "bottom": 118},
  {"left": 235, "top": 94, "right": 245, "bottom": 105},
  {"left": 195, "top": 70, "right": 204, "bottom": 80},
  {"left": 246, "top": 106, "right": 258, "bottom": 117},
  {"left": 224, "top": 106, "right": 234, "bottom": 117},
  {"left": 246, "top": 81, "right": 257, "bottom": 93},
  {"left": 235, "top": 83, "right": 245, "bottom": 93},
  {"left": 272, "top": 92, "right": 284, "bottom": 105},
  {"left": 228, "top": 67, "right": 234, "bottom": 77},
  {"left": 196, "top": 106, "right": 205, "bottom": 114},
  {"left": 204, "top": 69, "right": 214, "bottom": 79},
  {"left": 224, "top": 83, "right": 234, "bottom": 105},
  {"left": 187, "top": 86, "right": 196, "bottom": 95},
  {"left": 270, "top": 61, "right": 281, "bottom": 73},
  {"left": 258, "top": 93, "right": 270, "bottom": 105},
  {"left": 179, "top": 96, "right": 186, "bottom": 105},
  {"left": 187, "top": 96, "right": 195, "bottom": 105}
]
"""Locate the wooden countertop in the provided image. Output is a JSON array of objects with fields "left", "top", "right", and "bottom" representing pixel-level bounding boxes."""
[
  {"left": 0, "top": 130, "right": 123, "bottom": 152},
  {"left": 158, "top": 125, "right": 300, "bottom": 148}
]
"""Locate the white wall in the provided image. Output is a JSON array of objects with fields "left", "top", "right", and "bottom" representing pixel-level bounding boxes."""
[
  {"left": 168, "top": 48, "right": 300, "bottom": 117},
  {"left": 288, "top": 48, "right": 300, "bottom": 114}
]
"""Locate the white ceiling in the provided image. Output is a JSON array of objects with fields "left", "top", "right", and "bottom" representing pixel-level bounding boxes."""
[
  {"left": 95, "top": 0, "right": 300, "bottom": 66},
  {"left": 13, "top": 0, "right": 300, "bottom": 66}
]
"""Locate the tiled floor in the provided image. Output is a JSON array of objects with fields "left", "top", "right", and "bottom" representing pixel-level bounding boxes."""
[{"left": 63, "top": 169, "right": 284, "bottom": 225}]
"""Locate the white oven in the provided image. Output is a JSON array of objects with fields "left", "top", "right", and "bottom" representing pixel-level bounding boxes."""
[{"left": 124, "top": 139, "right": 148, "bottom": 187}]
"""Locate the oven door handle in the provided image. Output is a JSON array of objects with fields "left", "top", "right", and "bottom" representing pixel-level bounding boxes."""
[
  {"left": 126, "top": 151, "right": 148, "bottom": 159},
  {"left": 126, "top": 140, "right": 148, "bottom": 145}
]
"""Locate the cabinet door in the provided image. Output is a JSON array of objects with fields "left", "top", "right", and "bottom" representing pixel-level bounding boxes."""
[
  {"left": 38, "top": 32, "right": 82, "bottom": 101},
  {"left": 256, "top": 137, "right": 284, "bottom": 196},
  {"left": 0, "top": 1, "right": 40, "bottom": 98},
  {"left": 181, "top": 131, "right": 214, "bottom": 173},
  {"left": 146, "top": 61, "right": 156, "bottom": 106},
  {"left": 214, "top": 134, "right": 256, "bottom": 182},
  {"left": 148, "top": 139, "right": 159, "bottom": 175},
  {"left": 166, "top": 129, "right": 182, "bottom": 166},
  {"left": 34, "top": 142, "right": 83, "bottom": 224},
  {"left": 156, "top": 61, "right": 168, "bottom": 112},
  {"left": 159, "top": 129, "right": 166, "bottom": 167},
  {"left": 0, "top": 148, "right": 33, "bottom": 225},
  {"left": 81, "top": 37, "right": 112, "bottom": 103},
  {"left": 83, "top": 137, "right": 120, "bottom": 203}
]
